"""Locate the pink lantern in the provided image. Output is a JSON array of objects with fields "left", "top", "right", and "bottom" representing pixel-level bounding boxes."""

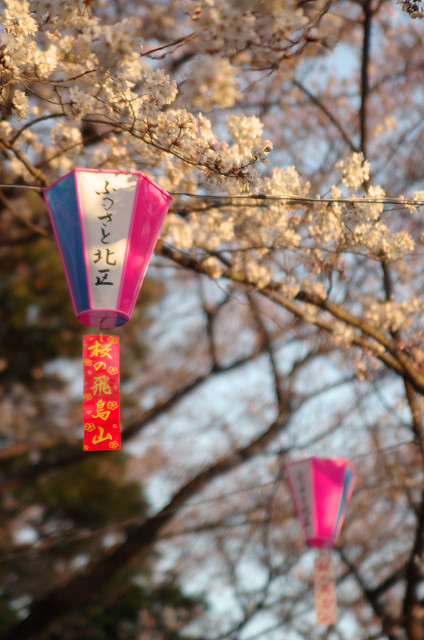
[
  {"left": 44, "top": 168, "right": 172, "bottom": 328},
  {"left": 286, "top": 457, "right": 356, "bottom": 548}
]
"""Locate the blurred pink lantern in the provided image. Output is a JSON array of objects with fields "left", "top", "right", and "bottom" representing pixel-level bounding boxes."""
[
  {"left": 44, "top": 168, "right": 171, "bottom": 328},
  {"left": 286, "top": 457, "right": 356, "bottom": 548}
]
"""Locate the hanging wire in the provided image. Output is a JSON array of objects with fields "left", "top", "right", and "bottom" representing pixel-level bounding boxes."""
[
  {"left": 170, "top": 192, "right": 424, "bottom": 207},
  {"left": 0, "top": 182, "right": 423, "bottom": 207},
  {"left": 0, "top": 183, "right": 44, "bottom": 191}
]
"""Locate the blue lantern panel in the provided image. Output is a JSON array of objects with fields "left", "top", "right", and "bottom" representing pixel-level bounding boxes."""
[
  {"left": 44, "top": 172, "right": 90, "bottom": 315},
  {"left": 332, "top": 464, "right": 355, "bottom": 540}
]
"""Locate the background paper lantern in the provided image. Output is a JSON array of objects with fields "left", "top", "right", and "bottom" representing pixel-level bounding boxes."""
[
  {"left": 286, "top": 457, "right": 356, "bottom": 548},
  {"left": 44, "top": 168, "right": 172, "bottom": 329},
  {"left": 286, "top": 457, "right": 356, "bottom": 625}
]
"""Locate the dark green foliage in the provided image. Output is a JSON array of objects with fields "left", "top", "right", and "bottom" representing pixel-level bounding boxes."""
[
  {"left": 23, "top": 455, "right": 146, "bottom": 528},
  {"left": 1, "top": 453, "right": 204, "bottom": 640},
  {"left": 42, "top": 579, "right": 203, "bottom": 640},
  {"left": 0, "top": 235, "right": 83, "bottom": 382}
]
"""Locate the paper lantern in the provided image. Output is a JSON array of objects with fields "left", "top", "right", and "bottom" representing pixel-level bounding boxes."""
[
  {"left": 286, "top": 457, "right": 356, "bottom": 626},
  {"left": 44, "top": 169, "right": 171, "bottom": 451},
  {"left": 44, "top": 168, "right": 172, "bottom": 328},
  {"left": 286, "top": 457, "right": 356, "bottom": 548}
]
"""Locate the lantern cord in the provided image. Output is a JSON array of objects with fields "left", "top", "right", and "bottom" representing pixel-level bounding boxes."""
[{"left": 99, "top": 316, "right": 108, "bottom": 342}]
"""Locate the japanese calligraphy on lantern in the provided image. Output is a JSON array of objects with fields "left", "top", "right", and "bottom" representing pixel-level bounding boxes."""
[
  {"left": 44, "top": 168, "right": 172, "bottom": 328},
  {"left": 314, "top": 554, "right": 337, "bottom": 626},
  {"left": 286, "top": 459, "right": 314, "bottom": 541},
  {"left": 83, "top": 335, "right": 120, "bottom": 451},
  {"left": 77, "top": 171, "right": 139, "bottom": 315}
]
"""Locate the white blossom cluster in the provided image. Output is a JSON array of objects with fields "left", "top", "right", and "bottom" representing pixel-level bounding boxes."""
[
  {"left": 0, "top": 0, "right": 419, "bottom": 305},
  {"left": 188, "top": 0, "right": 258, "bottom": 53},
  {"left": 82, "top": 18, "right": 140, "bottom": 72},
  {"left": 33, "top": 43, "right": 59, "bottom": 78},
  {"left": 161, "top": 143, "right": 416, "bottom": 297},
  {"left": 362, "top": 297, "right": 422, "bottom": 332},
  {"left": 49, "top": 123, "right": 83, "bottom": 172},
  {"left": 336, "top": 152, "right": 370, "bottom": 191},
  {"left": 144, "top": 69, "right": 179, "bottom": 108},
  {"left": 227, "top": 114, "right": 264, "bottom": 151},
  {"left": 314, "top": 196, "right": 415, "bottom": 261},
  {"left": 68, "top": 86, "right": 93, "bottom": 120},
  {"left": 29, "top": 0, "right": 90, "bottom": 28},
  {"left": 12, "top": 89, "right": 30, "bottom": 120},
  {"left": 350, "top": 222, "right": 414, "bottom": 260},
  {"left": 181, "top": 0, "right": 313, "bottom": 114},
  {"left": 331, "top": 322, "right": 356, "bottom": 347},
  {"left": 311, "top": 153, "right": 416, "bottom": 261},
  {"left": 182, "top": 56, "right": 241, "bottom": 110},
  {"left": 186, "top": 0, "right": 309, "bottom": 55},
  {"left": 1, "top": 0, "right": 37, "bottom": 71}
]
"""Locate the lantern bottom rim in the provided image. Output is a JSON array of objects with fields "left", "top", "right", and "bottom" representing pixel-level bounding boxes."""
[
  {"left": 306, "top": 537, "right": 337, "bottom": 548},
  {"left": 76, "top": 309, "right": 130, "bottom": 328}
]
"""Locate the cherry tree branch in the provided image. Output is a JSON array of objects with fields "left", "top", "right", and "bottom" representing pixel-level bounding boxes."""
[
  {"left": 293, "top": 78, "right": 358, "bottom": 152},
  {"left": 3, "top": 376, "right": 295, "bottom": 640},
  {"left": 402, "top": 491, "right": 424, "bottom": 640},
  {"left": 360, "top": 0, "right": 373, "bottom": 158},
  {"left": 0, "top": 139, "right": 49, "bottom": 186},
  {"left": 1, "top": 343, "right": 267, "bottom": 491},
  {"left": 156, "top": 243, "right": 424, "bottom": 394},
  {"left": 339, "top": 549, "right": 402, "bottom": 640}
]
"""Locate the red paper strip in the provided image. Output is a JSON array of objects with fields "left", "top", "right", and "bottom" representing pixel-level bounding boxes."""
[
  {"left": 83, "top": 335, "right": 121, "bottom": 451},
  {"left": 314, "top": 553, "right": 337, "bottom": 626}
]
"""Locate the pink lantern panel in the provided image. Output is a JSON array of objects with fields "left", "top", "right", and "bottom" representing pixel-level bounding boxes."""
[
  {"left": 44, "top": 168, "right": 171, "bottom": 328},
  {"left": 286, "top": 457, "right": 356, "bottom": 548}
]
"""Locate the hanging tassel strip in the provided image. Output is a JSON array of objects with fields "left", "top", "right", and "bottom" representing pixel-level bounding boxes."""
[
  {"left": 314, "top": 552, "right": 337, "bottom": 626},
  {"left": 82, "top": 335, "right": 121, "bottom": 451}
]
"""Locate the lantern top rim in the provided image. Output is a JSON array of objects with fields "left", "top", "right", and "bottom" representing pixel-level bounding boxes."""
[
  {"left": 286, "top": 457, "right": 356, "bottom": 467},
  {"left": 44, "top": 167, "right": 172, "bottom": 202}
]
